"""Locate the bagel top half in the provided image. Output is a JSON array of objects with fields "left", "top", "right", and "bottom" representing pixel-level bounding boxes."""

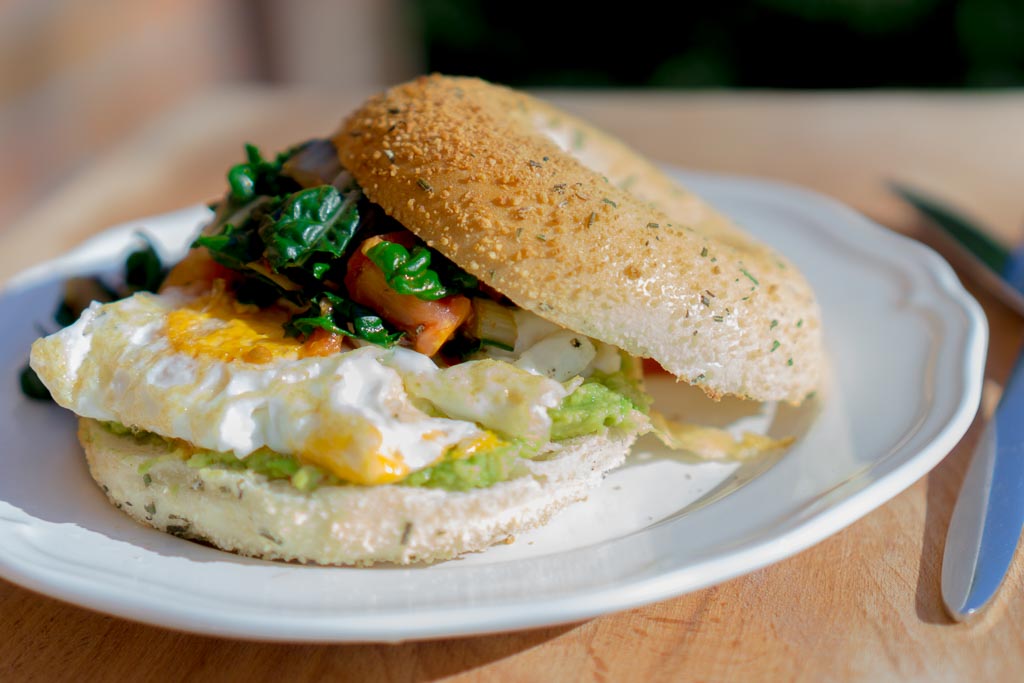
[{"left": 334, "top": 75, "right": 824, "bottom": 403}]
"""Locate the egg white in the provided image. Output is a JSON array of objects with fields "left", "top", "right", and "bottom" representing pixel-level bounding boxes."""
[{"left": 29, "top": 288, "right": 586, "bottom": 484}]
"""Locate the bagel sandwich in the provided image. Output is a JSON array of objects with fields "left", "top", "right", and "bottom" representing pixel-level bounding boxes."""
[{"left": 29, "top": 75, "right": 824, "bottom": 565}]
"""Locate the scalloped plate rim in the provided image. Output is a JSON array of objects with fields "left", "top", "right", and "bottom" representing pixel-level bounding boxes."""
[{"left": 0, "top": 168, "right": 986, "bottom": 642}]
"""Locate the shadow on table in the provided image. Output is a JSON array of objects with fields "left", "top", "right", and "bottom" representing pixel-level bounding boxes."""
[{"left": 916, "top": 431, "right": 971, "bottom": 626}]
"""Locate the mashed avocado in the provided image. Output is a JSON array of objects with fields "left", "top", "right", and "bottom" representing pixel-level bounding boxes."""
[
  {"left": 404, "top": 370, "right": 647, "bottom": 490},
  {"left": 101, "top": 369, "right": 649, "bottom": 492},
  {"left": 588, "top": 364, "right": 652, "bottom": 414},
  {"left": 402, "top": 440, "right": 534, "bottom": 491},
  {"left": 183, "top": 448, "right": 336, "bottom": 491},
  {"left": 101, "top": 422, "right": 342, "bottom": 493},
  {"left": 549, "top": 380, "right": 640, "bottom": 441}
]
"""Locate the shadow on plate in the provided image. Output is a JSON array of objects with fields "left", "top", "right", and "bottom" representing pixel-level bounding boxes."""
[{"left": 626, "top": 375, "right": 822, "bottom": 522}]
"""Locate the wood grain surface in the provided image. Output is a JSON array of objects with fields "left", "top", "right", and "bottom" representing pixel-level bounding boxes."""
[{"left": 2, "top": 88, "right": 1023, "bottom": 683}]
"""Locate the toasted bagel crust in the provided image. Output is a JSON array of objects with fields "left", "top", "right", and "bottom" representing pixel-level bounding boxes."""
[
  {"left": 80, "top": 418, "right": 642, "bottom": 566},
  {"left": 334, "top": 75, "right": 823, "bottom": 402}
]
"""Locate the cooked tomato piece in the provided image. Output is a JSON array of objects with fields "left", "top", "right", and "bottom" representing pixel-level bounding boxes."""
[
  {"left": 642, "top": 357, "right": 671, "bottom": 376},
  {"left": 299, "top": 327, "right": 346, "bottom": 358},
  {"left": 345, "top": 232, "right": 471, "bottom": 356},
  {"left": 161, "top": 247, "right": 235, "bottom": 292}
]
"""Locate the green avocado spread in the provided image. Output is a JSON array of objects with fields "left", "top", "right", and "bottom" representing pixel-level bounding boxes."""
[
  {"left": 550, "top": 380, "right": 639, "bottom": 441},
  {"left": 402, "top": 439, "right": 536, "bottom": 491},
  {"left": 103, "top": 367, "right": 648, "bottom": 493}
]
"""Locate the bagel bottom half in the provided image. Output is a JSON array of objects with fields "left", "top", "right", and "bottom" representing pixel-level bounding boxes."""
[{"left": 79, "top": 417, "right": 644, "bottom": 566}]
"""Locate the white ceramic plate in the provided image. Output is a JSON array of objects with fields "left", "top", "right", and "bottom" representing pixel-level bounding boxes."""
[{"left": 0, "top": 170, "right": 986, "bottom": 642}]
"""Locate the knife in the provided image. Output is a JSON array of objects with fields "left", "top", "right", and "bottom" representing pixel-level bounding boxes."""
[
  {"left": 891, "top": 183, "right": 1024, "bottom": 317},
  {"left": 891, "top": 182, "right": 1024, "bottom": 621}
]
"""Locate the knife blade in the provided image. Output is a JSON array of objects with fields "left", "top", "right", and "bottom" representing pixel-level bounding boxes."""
[
  {"left": 890, "top": 183, "right": 1024, "bottom": 317},
  {"left": 891, "top": 182, "right": 1024, "bottom": 621}
]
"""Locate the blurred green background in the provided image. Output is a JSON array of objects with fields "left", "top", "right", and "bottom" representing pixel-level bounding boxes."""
[
  {"left": 415, "top": 0, "right": 1024, "bottom": 88},
  {"left": 4, "top": 0, "right": 1022, "bottom": 231}
]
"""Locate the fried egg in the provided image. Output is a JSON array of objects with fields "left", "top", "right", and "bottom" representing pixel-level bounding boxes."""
[{"left": 30, "top": 287, "right": 575, "bottom": 484}]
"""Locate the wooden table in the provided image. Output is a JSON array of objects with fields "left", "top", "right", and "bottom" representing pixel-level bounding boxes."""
[{"left": 2, "top": 87, "right": 1023, "bottom": 682}]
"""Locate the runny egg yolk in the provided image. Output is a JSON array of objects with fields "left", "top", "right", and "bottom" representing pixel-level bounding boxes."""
[
  {"left": 297, "top": 415, "right": 502, "bottom": 486},
  {"left": 448, "top": 432, "right": 504, "bottom": 460},
  {"left": 298, "top": 413, "right": 410, "bottom": 485},
  {"left": 155, "top": 287, "right": 500, "bottom": 486},
  {"left": 165, "top": 288, "right": 301, "bottom": 363}
]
